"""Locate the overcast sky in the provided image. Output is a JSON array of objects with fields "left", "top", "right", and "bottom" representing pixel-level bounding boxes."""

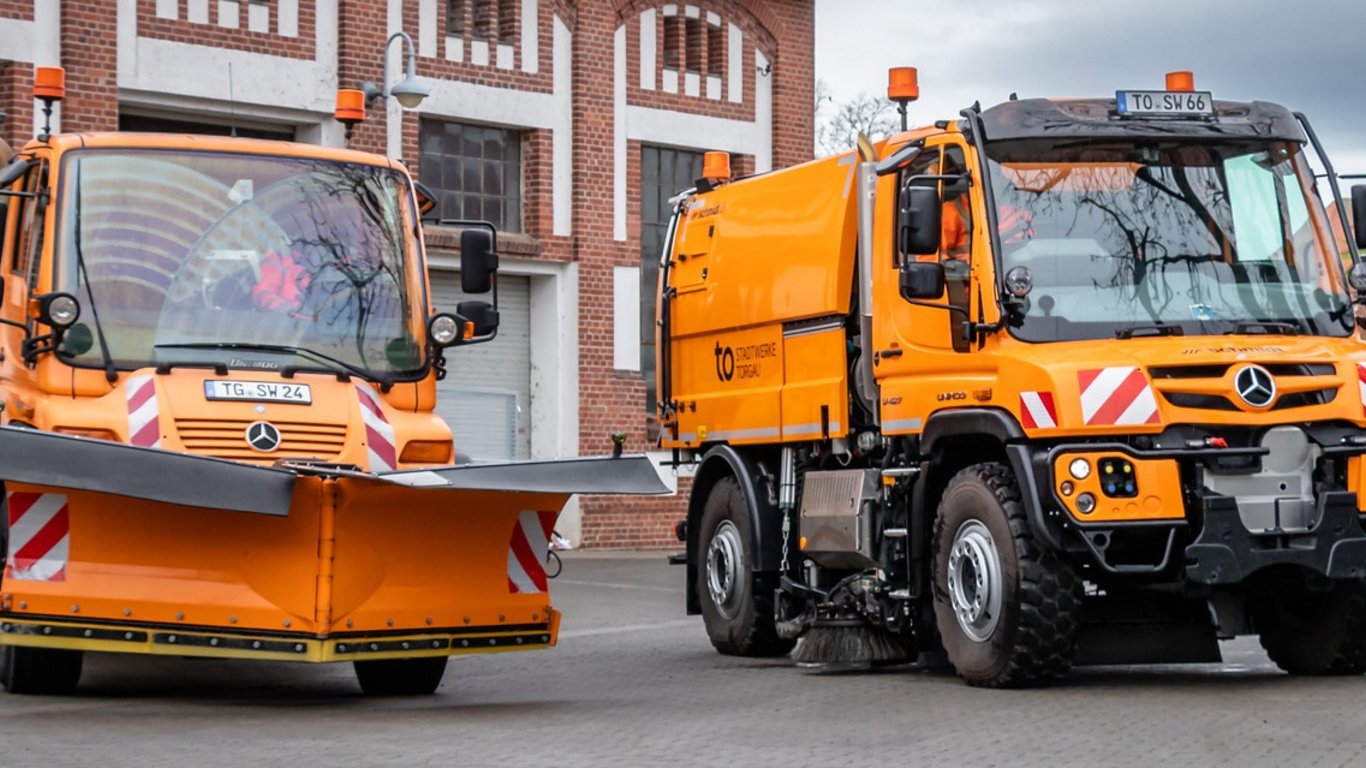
[{"left": 814, "top": 0, "right": 1366, "bottom": 190}]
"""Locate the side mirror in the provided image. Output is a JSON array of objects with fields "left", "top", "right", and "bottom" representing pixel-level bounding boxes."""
[
  {"left": 900, "top": 261, "right": 945, "bottom": 300},
  {"left": 456, "top": 300, "right": 499, "bottom": 338},
  {"left": 899, "top": 185, "right": 941, "bottom": 256},
  {"left": 412, "top": 179, "right": 439, "bottom": 219},
  {"left": 460, "top": 228, "right": 498, "bottom": 294},
  {"left": 1352, "top": 184, "right": 1366, "bottom": 251}
]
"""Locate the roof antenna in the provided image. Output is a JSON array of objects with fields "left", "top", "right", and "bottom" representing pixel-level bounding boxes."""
[{"left": 227, "top": 63, "right": 238, "bottom": 138}]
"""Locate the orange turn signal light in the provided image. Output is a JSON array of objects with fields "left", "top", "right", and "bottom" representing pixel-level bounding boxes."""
[
  {"left": 334, "top": 88, "right": 366, "bottom": 125},
  {"left": 702, "top": 151, "right": 731, "bottom": 182},
  {"left": 887, "top": 66, "right": 919, "bottom": 103},
  {"left": 798, "top": 535, "right": 808, "bottom": 550},
  {"left": 1165, "top": 70, "right": 1195, "bottom": 93},
  {"left": 399, "top": 439, "right": 454, "bottom": 464},
  {"left": 34, "top": 66, "right": 65, "bottom": 101},
  {"left": 54, "top": 426, "right": 118, "bottom": 442},
  {"left": 462, "top": 321, "right": 476, "bottom": 341}
]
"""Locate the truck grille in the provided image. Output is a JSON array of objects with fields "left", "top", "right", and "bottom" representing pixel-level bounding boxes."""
[
  {"left": 175, "top": 419, "right": 349, "bottom": 462},
  {"left": 1150, "top": 363, "right": 1340, "bottom": 412}
]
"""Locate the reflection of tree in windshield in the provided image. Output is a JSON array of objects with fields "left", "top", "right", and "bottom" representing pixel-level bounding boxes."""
[
  {"left": 60, "top": 150, "right": 418, "bottom": 376},
  {"left": 988, "top": 140, "right": 1349, "bottom": 341}
]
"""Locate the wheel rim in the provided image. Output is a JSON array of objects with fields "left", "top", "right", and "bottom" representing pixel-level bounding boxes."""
[
  {"left": 947, "top": 520, "right": 1004, "bottom": 643},
  {"left": 706, "top": 520, "right": 744, "bottom": 619}
]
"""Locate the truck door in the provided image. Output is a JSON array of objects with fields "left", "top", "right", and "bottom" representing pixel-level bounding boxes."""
[{"left": 877, "top": 140, "right": 979, "bottom": 353}]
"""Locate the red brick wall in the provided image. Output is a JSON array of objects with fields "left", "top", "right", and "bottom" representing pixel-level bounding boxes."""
[
  {"left": 0, "top": 0, "right": 815, "bottom": 550},
  {"left": 137, "top": 0, "right": 318, "bottom": 59}
]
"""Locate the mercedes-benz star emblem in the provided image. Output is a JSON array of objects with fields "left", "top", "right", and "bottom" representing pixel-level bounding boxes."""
[
  {"left": 245, "top": 421, "right": 282, "bottom": 452},
  {"left": 1233, "top": 364, "right": 1276, "bottom": 409}
]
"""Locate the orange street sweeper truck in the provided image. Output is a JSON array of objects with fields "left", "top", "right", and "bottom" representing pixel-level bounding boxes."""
[{"left": 660, "top": 68, "right": 1366, "bottom": 687}]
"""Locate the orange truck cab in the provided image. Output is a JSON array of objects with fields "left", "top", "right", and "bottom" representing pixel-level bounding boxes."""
[
  {"left": 659, "top": 70, "right": 1366, "bottom": 687},
  {"left": 0, "top": 74, "right": 664, "bottom": 696}
]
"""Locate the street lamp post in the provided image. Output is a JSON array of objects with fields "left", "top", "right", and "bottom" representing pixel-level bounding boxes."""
[{"left": 359, "top": 31, "right": 430, "bottom": 158}]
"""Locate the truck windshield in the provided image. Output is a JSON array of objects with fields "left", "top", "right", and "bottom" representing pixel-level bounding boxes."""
[
  {"left": 55, "top": 149, "right": 424, "bottom": 378},
  {"left": 985, "top": 139, "right": 1352, "bottom": 341}
]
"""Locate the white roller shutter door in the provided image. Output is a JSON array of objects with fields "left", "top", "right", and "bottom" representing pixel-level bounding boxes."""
[{"left": 430, "top": 271, "right": 531, "bottom": 461}]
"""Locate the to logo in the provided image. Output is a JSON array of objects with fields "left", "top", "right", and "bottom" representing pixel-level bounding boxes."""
[
  {"left": 714, "top": 342, "right": 735, "bottom": 382},
  {"left": 245, "top": 421, "right": 283, "bottom": 452},
  {"left": 715, "top": 340, "right": 737, "bottom": 379},
  {"left": 1233, "top": 365, "right": 1276, "bottom": 409}
]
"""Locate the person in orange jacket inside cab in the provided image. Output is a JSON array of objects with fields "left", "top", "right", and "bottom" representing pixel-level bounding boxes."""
[{"left": 252, "top": 249, "right": 312, "bottom": 315}]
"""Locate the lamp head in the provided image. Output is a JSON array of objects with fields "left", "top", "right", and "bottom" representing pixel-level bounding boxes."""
[{"left": 390, "top": 74, "right": 430, "bottom": 109}]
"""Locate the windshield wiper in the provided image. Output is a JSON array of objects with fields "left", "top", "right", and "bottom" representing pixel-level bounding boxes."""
[
  {"left": 72, "top": 159, "right": 119, "bottom": 383},
  {"left": 1115, "top": 324, "right": 1184, "bottom": 339},
  {"left": 1228, "top": 321, "right": 1299, "bottom": 336},
  {"left": 152, "top": 342, "right": 383, "bottom": 384}
]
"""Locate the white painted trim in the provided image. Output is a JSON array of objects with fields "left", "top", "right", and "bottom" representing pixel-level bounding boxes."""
[
  {"left": 626, "top": 105, "right": 765, "bottom": 159},
  {"left": 445, "top": 35, "right": 464, "bottom": 62},
  {"left": 755, "top": 49, "right": 772, "bottom": 173},
  {"left": 684, "top": 71, "right": 700, "bottom": 98},
  {"left": 471, "top": 38, "right": 490, "bottom": 66},
  {"left": 247, "top": 1, "right": 269, "bottom": 33},
  {"left": 613, "top": 266, "right": 641, "bottom": 371},
  {"left": 520, "top": 0, "right": 539, "bottom": 73},
  {"left": 0, "top": 18, "right": 32, "bottom": 63},
  {"left": 613, "top": 24, "right": 627, "bottom": 242},
  {"left": 684, "top": 5, "right": 700, "bottom": 19},
  {"left": 552, "top": 15, "right": 572, "bottom": 237},
  {"left": 706, "top": 74, "right": 721, "bottom": 101},
  {"left": 662, "top": 68, "right": 678, "bottom": 94},
  {"left": 218, "top": 0, "right": 241, "bottom": 30},
  {"left": 496, "top": 43, "right": 514, "bottom": 70},
  {"left": 727, "top": 23, "right": 743, "bottom": 104},
  {"left": 188, "top": 0, "right": 209, "bottom": 24},
  {"left": 279, "top": 0, "right": 299, "bottom": 37},
  {"left": 156, "top": 0, "right": 178, "bottom": 20},
  {"left": 420, "top": 82, "right": 554, "bottom": 129},
  {"left": 419, "top": 0, "right": 437, "bottom": 58},
  {"left": 706, "top": 11, "right": 720, "bottom": 26},
  {"left": 386, "top": 0, "right": 403, "bottom": 159},
  {"left": 639, "top": 8, "right": 656, "bottom": 90},
  {"left": 662, "top": 4, "right": 677, "bottom": 16}
]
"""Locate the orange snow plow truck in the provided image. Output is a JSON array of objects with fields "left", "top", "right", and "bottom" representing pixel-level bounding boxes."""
[
  {"left": 661, "top": 69, "right": 1366, "bottom": 687},
  {"left": 0, "top": 72, "right": 665, "bottom": 696}
]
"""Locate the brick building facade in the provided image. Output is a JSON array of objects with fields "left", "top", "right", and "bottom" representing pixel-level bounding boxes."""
[{"left": 0, "top": 0, "right": 814, "bottom": 548}]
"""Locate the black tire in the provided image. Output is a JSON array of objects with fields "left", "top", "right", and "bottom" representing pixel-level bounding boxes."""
[
  {"left": 931, "top": 462, "right": 1080, "bottom": 688},
  {"left": 696, "top": 478, "right": 795, "bottom": 657},
  {"left": 0, "top": 645, "right": 84, "bottom": 695},
  {"left": 1254, "top": 581, "right": 1366, "bottom": 675},
  {"left": 353, "top": 656, "right": 448, "bottom": 696}
]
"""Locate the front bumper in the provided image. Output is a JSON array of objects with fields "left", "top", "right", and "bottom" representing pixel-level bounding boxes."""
[{"left": 1012, "top": 438, "right": 1366, "bottom": 585}]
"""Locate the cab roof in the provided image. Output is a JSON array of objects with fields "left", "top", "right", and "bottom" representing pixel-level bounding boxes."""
[
  {"left": 21, "top": 131, "right": 403, "bottom": 171},
  {"left": 975, "top": 98, "right": 1304, "bottom": 143}
]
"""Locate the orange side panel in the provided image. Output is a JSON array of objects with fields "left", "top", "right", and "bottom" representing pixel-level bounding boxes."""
[
  {"left": 780, "top": 327, "right": 848, "bottom": 440},
  {"left": 671, "top": 324, "right": 783, "bottom": 446}
]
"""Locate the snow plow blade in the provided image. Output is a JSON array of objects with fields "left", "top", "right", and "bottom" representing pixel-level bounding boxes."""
[{"left": 0, "top": 430, "right": 667, "bottom": 663}]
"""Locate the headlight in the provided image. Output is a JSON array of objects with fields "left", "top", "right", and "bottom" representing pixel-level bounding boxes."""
[
  {"left": 1069, "top": 458, "right": 1091, "bottom": 480},
  {"left": 37, "top": 292, "right": 81, "bottom": 328},
  {"left": 429, "top": 313, "right": 461, "bottom": 346}
]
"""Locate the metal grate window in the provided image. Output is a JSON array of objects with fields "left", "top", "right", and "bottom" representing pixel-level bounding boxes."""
[
  {"left": 419, "top": 120, "right": 522, "bottom": 232},
  {"left": 640, "top": 145, "right": 703, "bottom": 414}
]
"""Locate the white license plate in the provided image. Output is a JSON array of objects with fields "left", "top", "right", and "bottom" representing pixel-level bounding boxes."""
[
  {"left": 1116, "top": 90, "right": 1214, "bottom": 117},
  {"left": 203, "top": 380, "right": 312, "bottom": 404}
]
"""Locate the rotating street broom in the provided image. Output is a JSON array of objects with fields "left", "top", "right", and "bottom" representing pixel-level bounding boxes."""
[{"left": 783, "top": 574, "right": 914, "bottom": 669}]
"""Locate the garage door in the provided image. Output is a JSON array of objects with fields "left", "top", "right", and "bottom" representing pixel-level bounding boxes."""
[{"left": 430, "top": 271, "right": 531, "bottom": 461}]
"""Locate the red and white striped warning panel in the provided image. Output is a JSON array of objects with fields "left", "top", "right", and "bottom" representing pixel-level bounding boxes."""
[
  {"left": 1078, "top": 367, "right": 1159, "bottom": 426},
  {"left": 5, "top": 491, "right": 70, "bottom": 582},
  {"left": 356, "top": 384, "right": 397, "bottom": 471},
  {"left": 126, "top": 375, "right": 162, "bottom": 448},
  {"left": 1357, "top": 363, "right": 1366, "bottom": 416},
  {"left": 1019, "top": 391, "right": 1058, "bottom": 429},
  {"left": 507, "top": 510, "right": 558, "bottom": 594}
]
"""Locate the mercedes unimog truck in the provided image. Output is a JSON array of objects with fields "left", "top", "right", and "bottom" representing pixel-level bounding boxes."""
[
  {"left": 658, "top": 69, "right": 1366, "bottom": 687},
  {"left": 0, "top": 69, "right": 663, "bottom": 696}
]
